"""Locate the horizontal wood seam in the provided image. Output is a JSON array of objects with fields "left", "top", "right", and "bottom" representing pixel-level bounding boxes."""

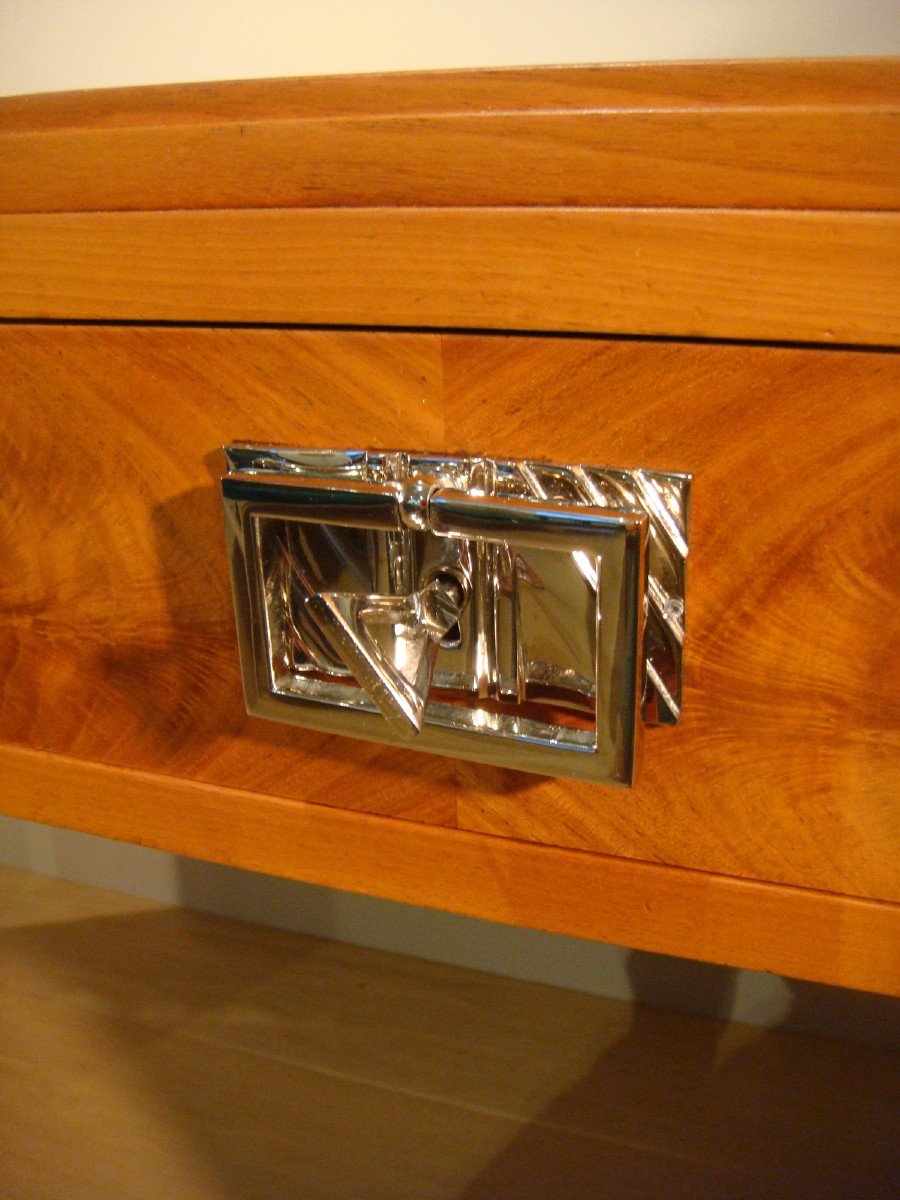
[
  {"left": 5, "top": 739, "right": 894, "bottom": 905},
  {"left": 1, "top": 315, "right": 898, "bottom": 355}
]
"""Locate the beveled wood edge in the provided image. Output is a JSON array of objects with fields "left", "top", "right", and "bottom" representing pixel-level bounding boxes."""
[
  {"left": 2, "top": 743, "right": 897, "bottom": 995},
  {"left": 3, "top": 109, "right": 896, "bottom": 215},
  {"left": 1, "top": 59, "right": 897, "bottom": 215},
  {"left": 3, "top": 58, "right": 897, "bottom": 129},
  {"left": 2, "top": 207, "right": 896, "bottom": 345}
]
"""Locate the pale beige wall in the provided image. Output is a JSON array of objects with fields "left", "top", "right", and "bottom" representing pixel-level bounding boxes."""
[{"left": 2, "top": 0, "right": 898, "bottom": 96}]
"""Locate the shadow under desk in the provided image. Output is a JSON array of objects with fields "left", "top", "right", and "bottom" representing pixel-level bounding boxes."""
[{"left": 0, "top": 865, "right": 896, "bottom": 1200}]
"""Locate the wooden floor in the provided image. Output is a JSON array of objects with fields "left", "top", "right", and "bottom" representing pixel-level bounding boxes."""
[{"left": 0, "top": 866, "right": 896, "bottom": 1199}]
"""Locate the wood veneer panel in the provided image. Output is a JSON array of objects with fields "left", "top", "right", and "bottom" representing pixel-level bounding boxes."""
[
  {"left": 4, "top": 110, "right": 896, "bottom": 215},
  {"left": 0, "top": 324, "right": 454, "bottom": 826},
  {"left": 1, "top": 208, "right": 897, "bottom": 344},
  {"left": 1, "top": 326, "right": 896, "bottom": 900},
  {"left": 2, "top": 744, "right": 898, "bottom": 995},
  {"left": 445, "top": 336, "right": 900, "bottom": 901}
]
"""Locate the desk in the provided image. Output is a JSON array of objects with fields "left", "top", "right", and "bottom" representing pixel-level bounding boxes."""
[{"left": 1, "top": 59, "right": 897, "bottom": 992}]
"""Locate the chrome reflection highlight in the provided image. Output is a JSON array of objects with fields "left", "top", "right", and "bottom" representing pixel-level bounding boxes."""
[{"left": 222, "top": 446, "right": 691, "bottom": 786}]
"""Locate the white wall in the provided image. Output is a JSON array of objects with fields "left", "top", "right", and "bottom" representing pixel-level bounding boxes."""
[
  {"left": 2, "top": 0, "right": 898, "bottom": 96},
  {"left": 1, "top": 1, "right": 896, "bottom": 1045}
]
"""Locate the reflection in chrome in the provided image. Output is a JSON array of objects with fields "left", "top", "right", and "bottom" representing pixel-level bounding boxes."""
[{"left": 222, "top": 446, "right": 691, "bottom": 786}]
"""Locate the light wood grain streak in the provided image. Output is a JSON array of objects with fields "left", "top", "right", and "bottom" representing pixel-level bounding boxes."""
[
  {"left": 2, "top": 58, "right": 896, "bottom": 130},
  {"left": 1, "top": 208, "right": 897, "bottom": 344},
  {"left": 3, "top": 109, "right": 897, "bottom": 214},
  {"left": 2, "top": 744, "right": 897, "bottom": 995}
]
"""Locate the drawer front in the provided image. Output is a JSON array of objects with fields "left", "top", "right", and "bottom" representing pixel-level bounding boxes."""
[{"left": 1, "top": 323, "right": 895, "bottom": 902}]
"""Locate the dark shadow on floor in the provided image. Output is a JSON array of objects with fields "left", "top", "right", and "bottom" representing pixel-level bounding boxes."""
[
  {"left": 456, "top": 952, "right": 900, "bottom": 1200},
  {"left": 2, "top": 882, "right": 898, "bottom": 1200}
]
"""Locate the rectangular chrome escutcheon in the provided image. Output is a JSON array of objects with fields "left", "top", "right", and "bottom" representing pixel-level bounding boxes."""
[{"left": 221, "top": 446, "right": 691, "bottom": 786}]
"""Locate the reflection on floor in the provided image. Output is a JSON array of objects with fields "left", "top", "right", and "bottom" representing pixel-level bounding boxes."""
[{"left": 0, "top": 865, "right": 896, "bottom": 1199}]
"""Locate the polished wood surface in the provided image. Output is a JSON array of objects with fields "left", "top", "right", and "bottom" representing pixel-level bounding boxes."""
[
  {"left": 3, "top": 867, "right": 895, "bottom": 1198},
  {"left": 0, "top": 326, "right": 453, "bottom": 828},
  {"left": 1, "top": 207, "right": 897, "bottom": 344},
  {"left": 444, "top": 336, "right": 900, "bottom": 900},
  {"left": 5, "top": 59, "right": 896, "bottom": 130},
  {"left": 4, "top": 56, "right": 897, "bottom": 215},
  {"left": 5, "top": 111, "right": 896, "bottom": 213},
  {"left": 0, "top": 325, "right": 896, "bottom": 916}
]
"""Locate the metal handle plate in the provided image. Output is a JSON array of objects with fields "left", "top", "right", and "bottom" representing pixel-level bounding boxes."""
[{"left": 221, "top": 446, "right": 690, "bottom": 786}]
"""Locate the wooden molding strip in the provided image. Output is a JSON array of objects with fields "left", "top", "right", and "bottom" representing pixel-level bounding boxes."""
[
  {"left": 1, "top": 207, "right": 896, "bottom": 344},
  {"left": 4, "top": 59, "right": 897, "bottom": 129},
  {"left": 3, "top": 108, "right": 897, "bottom": 215},
  {"left": 2, "top": 742, "right": 897, "bottom": 995},
  {"left": 2, "top": 59, "right": 897, "bottom": 215}
]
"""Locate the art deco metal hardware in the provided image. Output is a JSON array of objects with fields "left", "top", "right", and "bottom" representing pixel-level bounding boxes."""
[{"left": 221, "top": 446, "right": 690, "bottom": 786}]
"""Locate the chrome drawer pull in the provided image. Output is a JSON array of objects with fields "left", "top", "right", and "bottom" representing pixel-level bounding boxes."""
[{"left": 221, "top": 446, "right": 691, "bottom": 786}]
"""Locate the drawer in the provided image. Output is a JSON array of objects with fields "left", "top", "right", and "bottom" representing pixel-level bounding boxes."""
[{"left": 1, "top": 324, "right": 895, "bottom": 902}]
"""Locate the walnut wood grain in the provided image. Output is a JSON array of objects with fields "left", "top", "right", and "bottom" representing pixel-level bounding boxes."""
[
  {"left": 0, "top": 325, "right": 896, "bottom": 903},
  {"left": 1, "top": 208, "right": 897, "bottom": 345},
  {"left": 445, "top": 335, "right": 900, "bottom": 902},
  {"left": 3, "top": 744, "right": 898, "bottom": 995},
  {"left": 0, "top": 325, "right": 454, "bottom": 827}
]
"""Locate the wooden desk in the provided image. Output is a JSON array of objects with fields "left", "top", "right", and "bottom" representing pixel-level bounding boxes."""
[{"left": 1, "top": 59, "right": 897, "bottom": 993}]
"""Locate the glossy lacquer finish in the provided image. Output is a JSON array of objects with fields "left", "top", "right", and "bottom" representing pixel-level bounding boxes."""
[{"left": 222, "top": 447, "right": 690, "bottom": 785}]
